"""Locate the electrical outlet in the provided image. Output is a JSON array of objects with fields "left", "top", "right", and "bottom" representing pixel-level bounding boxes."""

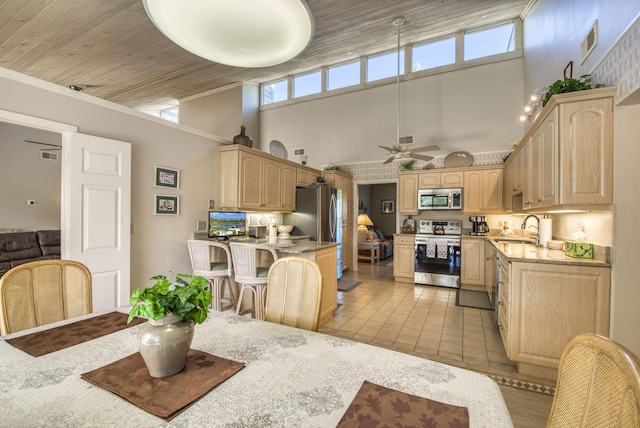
[
  {"left": 197, "top": 220, "right": 207, "bottom": 231},
  {"left": 294, "top": 148, "right": 305, "bottom": 156}
]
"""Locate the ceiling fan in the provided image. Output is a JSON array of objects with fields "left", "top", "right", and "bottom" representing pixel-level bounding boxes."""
[
  {"left": 380, "top": 17, "right": 440, "bottom": 164},
  {"left": 379, "top": 141, "right": 440, "bottom": 164}
]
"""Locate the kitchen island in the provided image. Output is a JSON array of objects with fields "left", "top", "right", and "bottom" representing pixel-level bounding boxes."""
[{"left": 229, "top": 238, "right": 338, "bottom": 324}]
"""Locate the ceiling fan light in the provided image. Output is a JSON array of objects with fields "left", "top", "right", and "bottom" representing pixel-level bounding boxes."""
[{"left": 143, "top": 0, "right": 314, "bottom": 68}]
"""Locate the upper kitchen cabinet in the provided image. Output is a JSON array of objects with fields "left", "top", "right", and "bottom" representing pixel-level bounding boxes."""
[
  {"left": 418, "top": 170, "right": 463, "bottom": 189},
  {"left": 398, "top": 172, "right": 419, "bottom": 215},
  {"left": 463, "top": 167, "right": 504, "bottom": 214},
  {"left": 321, "top": 170, "right": 353, "bottom": 271},
  {"left": 219, "top": 145, "right": 296, "bottom": 212},
  {"left": 503, "top": 148, "right": 523, "bottom": 211},
  {"left": 505, "top": 87, "right": 615, "bottom": 212},
  {"left": 296, "top": 166, "right": 319, "bottom": 187}
]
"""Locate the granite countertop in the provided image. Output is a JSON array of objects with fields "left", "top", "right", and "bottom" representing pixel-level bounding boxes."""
[
  {"left": 228, "top": 237, "right": 338, "bottom": 254},
  {"left": 487, "top": 235, "right": 610, "bottom": 267}
]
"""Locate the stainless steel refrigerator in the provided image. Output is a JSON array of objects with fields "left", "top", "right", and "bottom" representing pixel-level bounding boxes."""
[{"left": 283, "top": 185, "right": 343, "bottom": 278}]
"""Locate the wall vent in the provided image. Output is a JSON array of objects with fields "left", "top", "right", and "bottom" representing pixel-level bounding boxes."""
[
  {"left": 40, "top": 151, "right": 59, "bottom": 161},
  {"left": 580, "top": 20, "right": 598, "bottom": 64},
  {"left": 398, "top": 135, "right": 414, "bottom": 145}
]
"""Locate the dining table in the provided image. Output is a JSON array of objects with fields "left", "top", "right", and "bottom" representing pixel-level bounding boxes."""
[{"left": 0, "top": 309, "right": 513, "bottom": 427}]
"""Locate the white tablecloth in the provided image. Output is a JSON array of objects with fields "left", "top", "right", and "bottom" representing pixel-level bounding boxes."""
[{"left": 0, "top": 311, "right": 513, "bottom": 427}]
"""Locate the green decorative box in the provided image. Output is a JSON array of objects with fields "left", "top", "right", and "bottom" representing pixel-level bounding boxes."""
[{"left": 564, "top": 241, "right": 594, "bottom": 259}]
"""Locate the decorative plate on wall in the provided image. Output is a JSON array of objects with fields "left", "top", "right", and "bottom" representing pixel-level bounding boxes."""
[
  {"left": 269, "top": 140, "right": 288, "bottom": 159},
  {"left": 444, "top": 151, "right": 474, "bottom": 168}
]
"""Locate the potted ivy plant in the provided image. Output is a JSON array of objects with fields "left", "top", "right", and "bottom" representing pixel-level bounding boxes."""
[
  {"left": 541, "top": 74, "right": 603, "bottom": 107},
  {"left": 128, "top": 273, "right": 212, "bottom": 378}
]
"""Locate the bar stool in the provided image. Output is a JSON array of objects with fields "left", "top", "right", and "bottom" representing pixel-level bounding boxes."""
[
  {"left": 187, "top": 240, "right": 236, "bottom": 311},
  {"left": 229, "top": 242, "right": 278, "bottom": 320}
]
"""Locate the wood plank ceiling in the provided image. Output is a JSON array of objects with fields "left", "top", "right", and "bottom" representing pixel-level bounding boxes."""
[{"left": 0, "top": 0, "right": 532, "bottom": 110}]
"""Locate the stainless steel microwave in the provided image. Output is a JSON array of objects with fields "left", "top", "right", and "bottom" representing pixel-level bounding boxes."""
[{"left": 417, "top": 188, "right": 462, "bottom": 210}]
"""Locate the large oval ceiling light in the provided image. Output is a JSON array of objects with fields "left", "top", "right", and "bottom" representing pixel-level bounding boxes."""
[{"left": 143, "top": 0, "right": 314, "bottom": 68}]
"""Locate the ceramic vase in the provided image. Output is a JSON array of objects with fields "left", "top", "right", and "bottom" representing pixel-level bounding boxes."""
[
  {"left": 232, "top": 125, "right": 253, "bottom": 148},
  {"left": 137, "top": 313, "right": 194, "bottom": 378}
]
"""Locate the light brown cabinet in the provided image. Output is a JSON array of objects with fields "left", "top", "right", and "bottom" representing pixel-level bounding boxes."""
[
  {"left": 398, "top": 172, "right": 419, "bottom": 214},
  {"left": 463, "top": 168, "right": 503, "bottom": 214},
  {"left": 484, "top": 241, "right": 497, "bottom": 305},
  {"left": 503, "top": 149, "right": 523, "bottom": 211},
  {"left": 505, "top": 87, "right": 615, "bottom": 212},
  {"left": 393, "top": 234, "right": 415, "bottom": 282},
  {"left": 461, "top": 237, "right": 485, "bottom": 286},
  {"left": 219, "top": 145, "right": 303, "bottom": 212},
  {"left": 418, "top": 171, "right": 463, "bottom": 189},
  {"left": 296, "top": 167, "right": 319, "bottom": 187},
  {"left": 523, "top": 109, "right": 558, "bottom": 209},
  {"left": 321, "top": 170, "right": 353, "bottom": 272},
  {"left": 295, "top": 245, "right": 338, "bottom": 325},
  {"left": 499, "top": 260, "right": 611, "bottom": 380}
]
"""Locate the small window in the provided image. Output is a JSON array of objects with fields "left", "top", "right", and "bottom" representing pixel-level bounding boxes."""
[
  {"left": 327, "top": 61, "right": 360, "bottom": 90},
  {"left": 293, "top": 71, "right": 321, "bottom": 98},
  {"left": 412, "top": 37, "right": 455, "bottom": 71},
  {"left": 366, "top": 50, "right": 405, "bottom": 82},
  {"left": 262, "top": 79, "right": 288, "bottom": 105},
  {"left": 161, "top": 107, "right": 178, "bottom": 123},
  {"left": 464, "top": 22, "right": 515, "bottom": 61}
]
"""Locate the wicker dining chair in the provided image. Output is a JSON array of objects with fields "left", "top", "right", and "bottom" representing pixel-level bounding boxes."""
[
  {"left": 0, "top": 260, "right": 92, "bottom": 335},
  {"left": 264, "top": 257, "right": 323, "bottom": 332},
  {"left": 546, "top": 333, "right": 640, "bottom": 428},
  {"left": 229, "top": 242, "right": 278, "bottom": 320},
  {"left": 187, "top": 240, "right": 236, "bottom": 311}
]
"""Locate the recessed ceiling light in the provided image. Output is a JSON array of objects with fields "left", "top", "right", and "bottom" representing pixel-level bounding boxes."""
[{"left": 143, "top": 0, "right": 315, "bottom": 68}]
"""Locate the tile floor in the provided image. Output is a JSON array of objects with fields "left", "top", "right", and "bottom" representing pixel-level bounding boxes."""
[{"left": 318, "top": 257, "right": 553, "bottom": 427}]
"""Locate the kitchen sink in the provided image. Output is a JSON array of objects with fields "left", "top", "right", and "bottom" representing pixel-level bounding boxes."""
[{"left": 493, "top": 239, "right": 536, "bottom": 245}]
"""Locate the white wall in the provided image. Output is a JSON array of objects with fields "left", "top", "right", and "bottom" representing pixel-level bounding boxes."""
[
  {"left": 611, "top": 103, "right": 640, "bottom": 356},
  {"left": 0, "top": 123, "right": 61, "bottom": 231},
  {"left": 260, "top": 58, "right": 525, "bottom": 168},
  {"left": 523, "top": 0, "right": 640, "bottom": 102},
  {"left": 180, "top": 84, "right": 260, "bottom": 147},
  {"left": 0, "top": 67, "right": 226, "bottom": 295}
]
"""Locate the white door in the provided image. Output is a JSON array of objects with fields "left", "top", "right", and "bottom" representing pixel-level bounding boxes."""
[{"left": 63, "top": 133, "right": 131, "bottom": 312}]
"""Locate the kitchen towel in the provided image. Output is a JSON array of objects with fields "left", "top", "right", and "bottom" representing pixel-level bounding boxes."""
[
  {"left": 539, "top": 218, "right": 552, "bottom": 247},
  {"left": 426, "top": 240, "right": 436, "bottom": 258},
  {"left": 436, "top": 241, "right": 448, "bottom": 259}
]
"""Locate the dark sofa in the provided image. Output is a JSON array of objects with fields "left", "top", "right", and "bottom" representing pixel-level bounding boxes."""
[{"left": 0, "top": 230, "right": 61, "bottom": 277}]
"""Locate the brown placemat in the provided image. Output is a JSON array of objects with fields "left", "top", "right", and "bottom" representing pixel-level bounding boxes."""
[
  {"left": 336, "top": 380, "right": 469, "bottom": 427},
  {"left": 81, "top": 349, "right": 245, "bottom": 421},
  {"left": 6, "top": 311, "right": 145, "bottom": 357}
]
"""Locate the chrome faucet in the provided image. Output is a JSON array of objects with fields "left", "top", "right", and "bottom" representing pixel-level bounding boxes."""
[{"left": 520, "top": 215, "right": 540, "bottom": 245}]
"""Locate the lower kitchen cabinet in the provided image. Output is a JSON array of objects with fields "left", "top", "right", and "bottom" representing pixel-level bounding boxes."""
[
  {"left": 502, "top": 261, "right": 611, "bottom": 380},
  {"left": 393, "top": 234, "right": 415, "bottom": 282},
  {"left": 461, "top": 238, "right": 484, "bottom": 286},
  {"left": 484, "top": 241, "right": 497, "bottom": 305}
]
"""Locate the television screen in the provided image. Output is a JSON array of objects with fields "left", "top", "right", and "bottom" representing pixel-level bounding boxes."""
[{"left": 208, "top": 211, "right": 246, "bottom": 238}]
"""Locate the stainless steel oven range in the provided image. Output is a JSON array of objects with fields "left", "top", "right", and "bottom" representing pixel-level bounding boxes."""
[{"left": 414, "top": 219, "right": 462, "bottom": 288}]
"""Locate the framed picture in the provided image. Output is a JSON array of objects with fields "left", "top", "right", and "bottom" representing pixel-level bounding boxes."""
[
  {"left": 154, "top": 166, "right": 180, "bottom": 189},
  {"left": 381, "top": 199, "right": 395, "bottom": 214},
  {"left": 155, "top": 194, "right": 179, "bottom": 215}
]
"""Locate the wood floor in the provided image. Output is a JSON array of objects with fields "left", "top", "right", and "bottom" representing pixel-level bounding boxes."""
[{"left": 318, "top": 257, "right": 553, "bottom": 428}]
